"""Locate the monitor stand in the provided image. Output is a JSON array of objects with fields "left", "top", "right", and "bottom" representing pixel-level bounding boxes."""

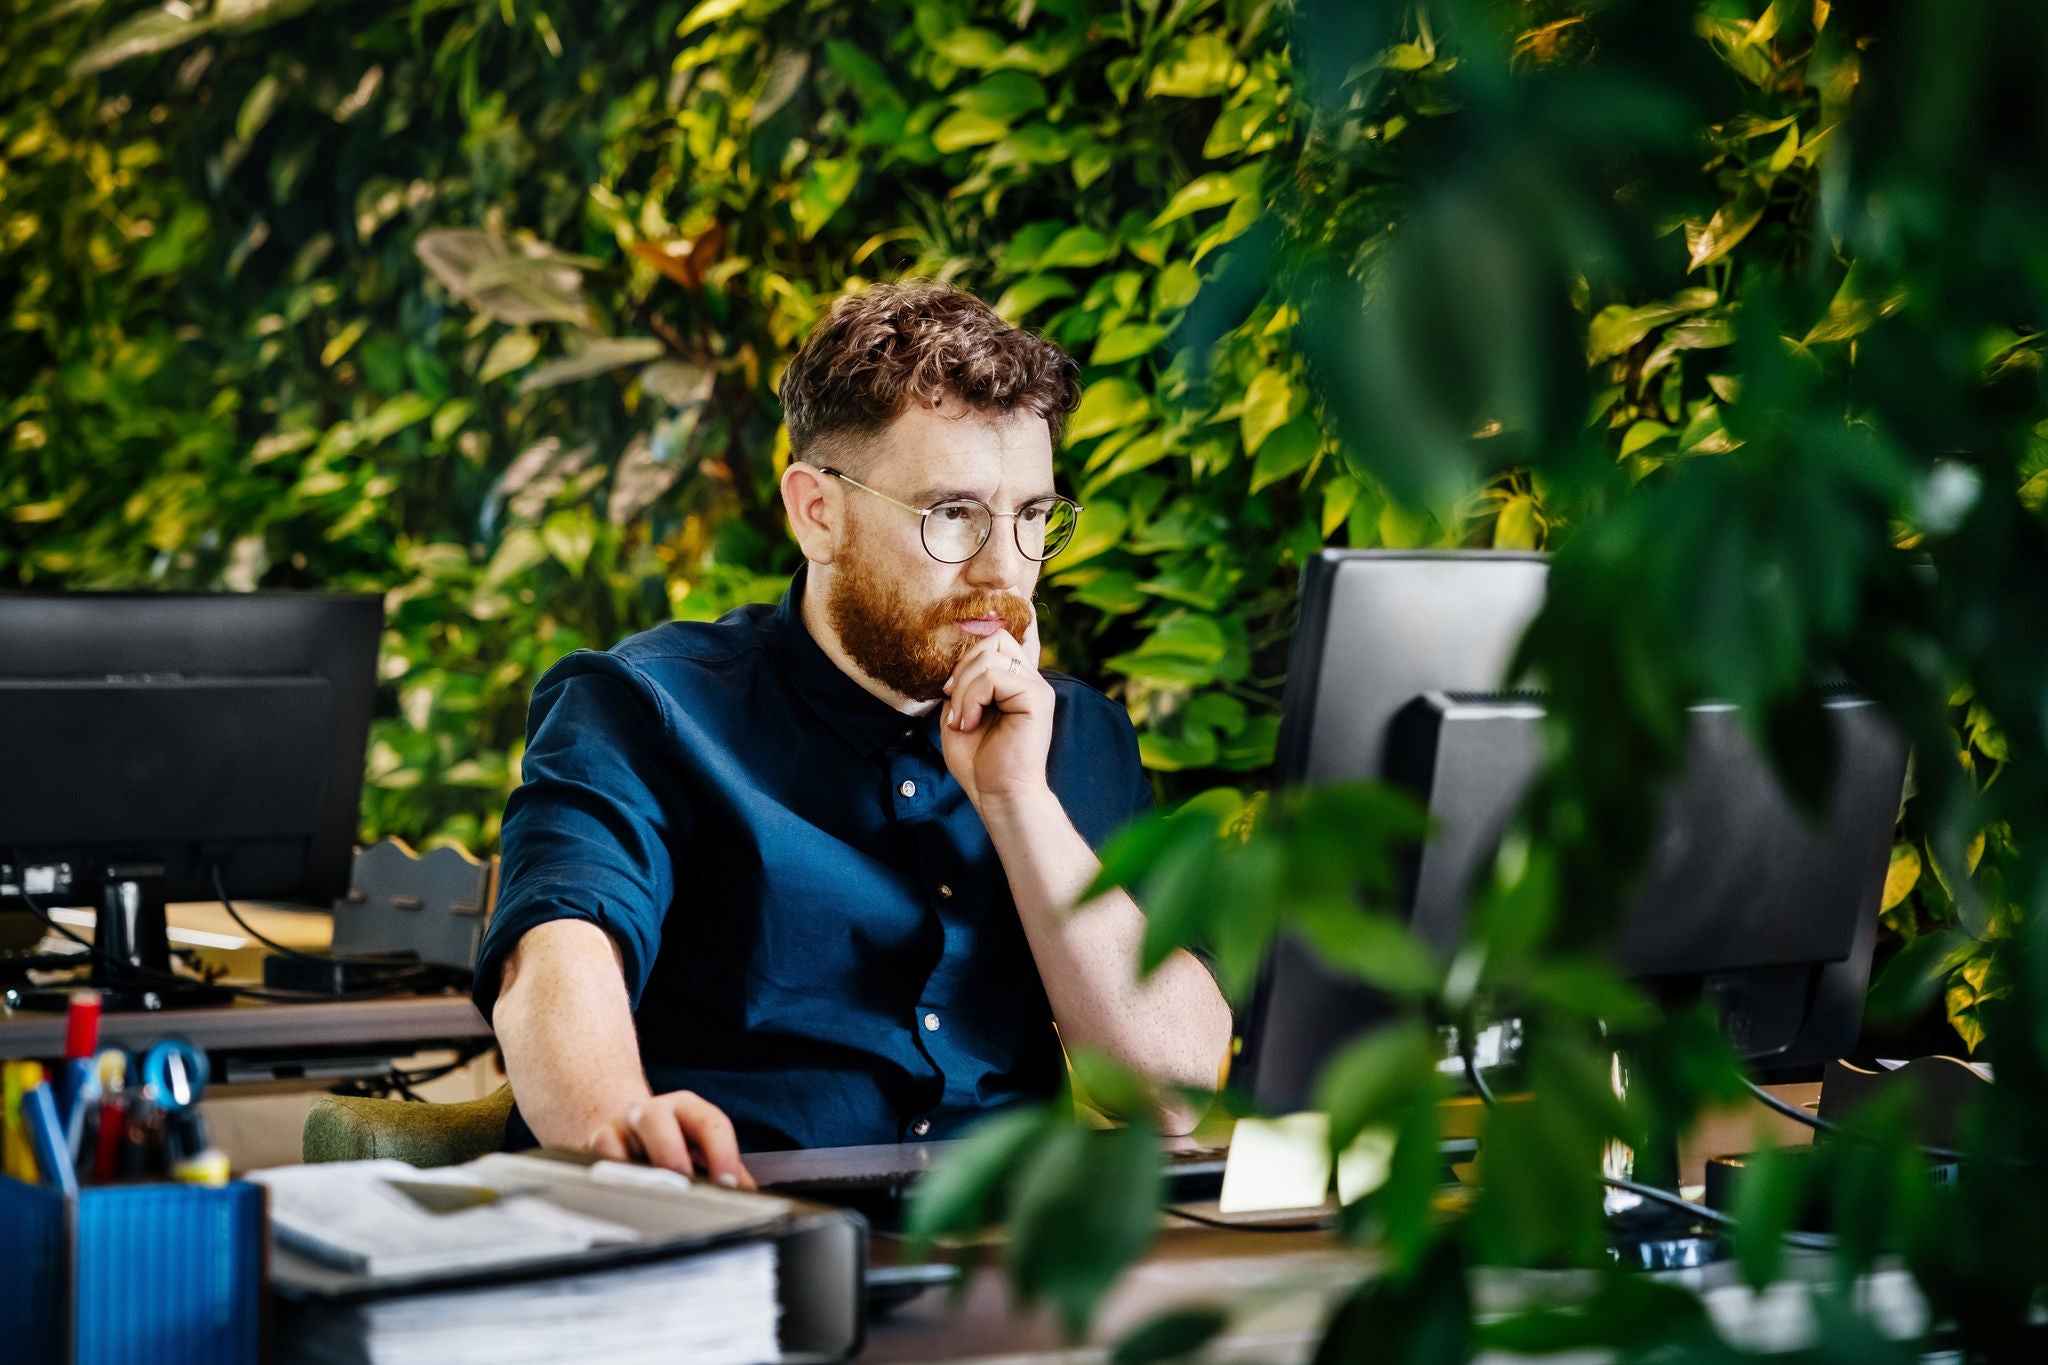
[{"left": 9, "top": 862, "right": 233, "bottom": 1013}]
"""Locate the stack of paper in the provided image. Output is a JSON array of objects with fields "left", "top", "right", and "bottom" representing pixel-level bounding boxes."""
[
  {"left": 284, "top": 1241, "right": 780, "bottom": 1365},
  {"left": 252, "top": 1153, "right": 795, "bottom": 1365},
  {"left": 253, "top": 1159, "right": 644, "bottom": 1278}
]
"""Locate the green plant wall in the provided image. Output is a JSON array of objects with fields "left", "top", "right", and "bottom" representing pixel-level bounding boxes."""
[{"left": 0, "top": 0, "right": 2029, "bottom": 1056}]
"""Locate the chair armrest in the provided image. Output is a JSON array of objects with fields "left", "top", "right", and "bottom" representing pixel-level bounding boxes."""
[{"left": 302, "top": 1084, "right": 515, "bottom": 1168}]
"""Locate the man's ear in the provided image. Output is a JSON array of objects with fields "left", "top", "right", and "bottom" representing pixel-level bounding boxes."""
[{"left": 781, "top": 460, "right": 839, "bottom": 566}]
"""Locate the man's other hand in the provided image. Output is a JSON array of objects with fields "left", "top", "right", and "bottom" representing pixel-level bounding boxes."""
[{"left": 584, "top": 1090, "right": 757, "bottom": 1190}]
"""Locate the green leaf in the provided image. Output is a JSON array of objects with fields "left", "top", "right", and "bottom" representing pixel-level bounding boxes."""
[
  {"left": 1380, "top": 41, "right": 1435, "bottom": 71},
  {"left": 993, "top": 275, "right": 1077, "bottom": 322},
  {"left": 1686, "top": 195, "right": 1766, "bottom": 272},
  {"left": 931, "top": 109, "right": 1011, "bottom": 153},
  {"left": 903, "top": 1105, "right": 1051, "bottom": 1251},
  {"left": 518, "top": 338, "right": 664, "bottom": 393},
  {"left": 236, "top": 73, "right": 284, "bottom": 145},
  {"left": 1112, "top": 1308, "right": 1230, "bottom": 1365},
  {"left": 1149, "top": 173, "right": 1248, "bottom": 230},
  {"left": 1731, "top": 1146, "right": 1803, "bottom": 1290},
  {"left": 1068, "top": 378, "right": 1151, "bottom": 440},
  {"left": 1492, "top": 495, "right": 1541, "bottom": 550},
  {"left": 1037, "top": 226, "right": 1116, "bottom": 270},
  {"left": 1315, "top": 1020, "right": 1438, "bottom": 1151},
  {"left": 1521, "top": 959, "right": 1658, "bottom": 1031},
  {"left": 1618, "top": 420, "right": 1672, "bottom": 459},
  {"left": 1072, "top": 142, "right": 1113, "bottom": 189},
  {"left": 321, "top": 318, "right": 369, "bottom": 368},
  {"left": 1585, "top": 288, "right": 1718, "bottom": 362},
  {"left": 1867, "top": 930, "right": 1977, "bottom": 1023},
  {"left": 792, "top": 157, "right": 861, "bottom": 240},
  {"left": 1084, "top": 430, "right": 1172, "bottom": 491},
  {"left": 951, "top": 70, "right": 1047, "bottom": 121},
  {"left": 1046, "top": 500, "right": 1126, "bottom": 574},
  {"left": 1641, "top": 313, "right": 1736, "bottom": 380},
  {"left": 1005, "top": 1123, "right": 1163, "bottom": 1339},
  {"left": 1249, "top": 416, "right": 1319, "bottom": 492},
  {"left": 1880, "top": 843, "right": 1922, "bottom": 913},
  {"left": 357, "top": 391, "right": 436, "bottom": 444},
  {"left": 823, "top": 39, "right": 904, "bottom": 111},
  {"left": 479, "top": 331, "right": 541, "bottom": 383},
  {"left": 1145, "top": 31, "right": 1237, "bottom": 99},
  {"left": 1239, "top": 368, "right": 1295, "bottom": 454},
  {"left": 72, "top": 7, "right": 219, "bottom": 75},
  {"left": 483, "top": 526, "right": 551, "bottom": 588},
  {"left": 925, "top": 25, "right": 1006, "bottom": 68},
  {"left": 678, "top": 0, "right": 747, "bottom": 32},
  {"left": 1290, "top": 901, "right": 1441, "bottom": 998},
  {"left": 1106, "top": 615, "right": 1229, "bottom": 684},
  {"left": 1091, "top": 324, "right": 1167, "bottom": 366},
  {"left": 1804, "top": 263, "right": 1910, "bottom": 345}
]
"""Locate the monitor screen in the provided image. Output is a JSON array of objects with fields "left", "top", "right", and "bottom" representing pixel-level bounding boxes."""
[
  {"left": 0, "top": 591, "right": 382, "bottom": 1002},
  {"left": 1233, "top": 551, "right": 1907, "bottom": 1113}
]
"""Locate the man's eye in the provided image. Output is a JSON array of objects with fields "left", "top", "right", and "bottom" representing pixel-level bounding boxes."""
[
  {"left": 935, "top": 504, "right": 978, "bottom": 523},
  {"left": 1019, "top": 504, "right": 1050, "bottom": 525}
]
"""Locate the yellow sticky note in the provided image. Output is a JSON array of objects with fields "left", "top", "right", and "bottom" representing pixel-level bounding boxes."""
[{"left": 1217, "top": 1113, "right": 1332, "bottom": 1214}]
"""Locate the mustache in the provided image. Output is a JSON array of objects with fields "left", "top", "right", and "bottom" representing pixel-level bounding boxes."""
[{"left": 928, "top": 590, "right": 1033, "bottom": 642}]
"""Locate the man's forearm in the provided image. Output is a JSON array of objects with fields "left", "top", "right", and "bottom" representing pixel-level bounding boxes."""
[
  {"left": 980, "top": 788, "right": 1233, "bottom": 1129},
  {"left": 492, "top": 919, "right": 653, "bottom": 1147}
]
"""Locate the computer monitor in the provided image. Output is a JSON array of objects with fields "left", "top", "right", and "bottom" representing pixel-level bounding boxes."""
[
  {"left": 0, "top": 591, "right": 383, "bottom": 1010},
  {"left": 1233, "top": 551, "right": 1908, "bottom": 1114}
]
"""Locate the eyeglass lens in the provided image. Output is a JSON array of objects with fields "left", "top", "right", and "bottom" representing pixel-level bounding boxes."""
[{"left": 923, "top": 499, "right": 1077, "bottom": 563}]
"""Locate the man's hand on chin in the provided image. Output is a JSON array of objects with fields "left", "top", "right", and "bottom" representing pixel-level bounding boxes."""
[
  {"left": 940, "top": 608, "right": 1056, "bottom": 813},
  {"left": 583, "top": 1089, "right": 757, "bottom": 1190}
]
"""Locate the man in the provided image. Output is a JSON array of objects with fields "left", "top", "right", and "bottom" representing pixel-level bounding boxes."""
[{"left": 474, "top": 280, "right": 1232, "bottom": 1189}]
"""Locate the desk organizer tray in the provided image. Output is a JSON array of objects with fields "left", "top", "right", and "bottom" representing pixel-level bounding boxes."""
[{"left": 0, "top": 1175, "right": 265, "bottom": 1365}]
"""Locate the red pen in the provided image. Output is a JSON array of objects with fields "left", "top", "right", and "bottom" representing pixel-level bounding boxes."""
[
  {"left": 59, "top": 991, "right": 102, "bottom": 1144},
  {"left": 92, "top": 1051, "right": 127, "bottom": 1184}
]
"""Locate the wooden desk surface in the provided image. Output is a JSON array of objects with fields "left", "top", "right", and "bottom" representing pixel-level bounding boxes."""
[{"left": 4, "top": 900, "right": 489, "bottom": 1062}]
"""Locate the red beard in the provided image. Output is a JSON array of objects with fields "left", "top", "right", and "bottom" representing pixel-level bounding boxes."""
[{"left": 824, "top": 549, "right": 1033, "bottom": 702}]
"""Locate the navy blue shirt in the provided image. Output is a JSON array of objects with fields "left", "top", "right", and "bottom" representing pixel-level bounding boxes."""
[{"left": 474, "top": 566, "right": 1155, "bottom": 1152}]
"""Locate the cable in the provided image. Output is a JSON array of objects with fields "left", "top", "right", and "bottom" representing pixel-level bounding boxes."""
[
  {"left": 1740, "top": 1077, "right": 1966, "bottom": 1163},
  {"left": 5, "top": 864, "right": 439, "bottom": 1005},
  {"left": 209, "top": 866, "right": 439, "bottom": 980},
  {"left": 1463, "top": 1049, "right": 1840, "bottom": 1252},
  {"left": 1459, "top": 1037, "right": 1499, "bottom": 1107},
  {"left": 1601, "top": 1175, "right": 1836, "bottom": 1253}
]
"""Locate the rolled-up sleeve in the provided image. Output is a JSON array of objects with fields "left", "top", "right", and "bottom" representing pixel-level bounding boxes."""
[{"left": 472, "top": 652, "right": 690, "bottom": 1022}]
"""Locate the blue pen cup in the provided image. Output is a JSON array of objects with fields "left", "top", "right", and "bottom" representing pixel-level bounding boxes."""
[{"left": 0, "top": 1175, "right": 264, "bottom": 1365}]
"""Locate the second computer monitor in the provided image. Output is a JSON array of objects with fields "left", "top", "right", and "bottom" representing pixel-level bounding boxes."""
[{"left": 1233, "top": 551, "right": 1907, "bottom": 1114}]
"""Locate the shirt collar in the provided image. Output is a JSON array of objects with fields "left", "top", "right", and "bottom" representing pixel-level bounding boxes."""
[{"left": 766, "top": 565, "right": 943, "bottom": 757}]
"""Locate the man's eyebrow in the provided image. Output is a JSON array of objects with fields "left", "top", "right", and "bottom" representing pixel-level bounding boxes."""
[{"left": 911, "top": 486, "right": 1059, "bottom": 505}]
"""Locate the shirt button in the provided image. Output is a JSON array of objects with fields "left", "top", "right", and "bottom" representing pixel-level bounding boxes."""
[
  {"left": 923, "top": 1012, "right": 941, "bottom": 1033},
  {"left": 910, "top": 1118, "right": 931, "bottom": 1137},
  {"left": 899, "top": 779, "right": 917, "bottom": 798},
  {"left": 937, "top": 884, "right": 953, "bottom": 900}
]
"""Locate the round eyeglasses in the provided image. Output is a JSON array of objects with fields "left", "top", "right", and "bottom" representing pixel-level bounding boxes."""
[{"left": 818, "top": 467, "right": 1082, "bottom": 564}]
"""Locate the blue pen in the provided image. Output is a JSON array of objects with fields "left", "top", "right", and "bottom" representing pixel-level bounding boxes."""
[{"left": 22, "top": 1082, "right": 78, "bottom": 1197}]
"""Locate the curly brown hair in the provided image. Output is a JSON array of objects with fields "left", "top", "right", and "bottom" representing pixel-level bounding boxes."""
[{"left": 778, "top": 280, "right": 1082, "bottom": 466}]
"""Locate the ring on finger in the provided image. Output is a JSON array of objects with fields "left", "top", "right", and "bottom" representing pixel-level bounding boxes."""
[{"left": 1006, "top": 656, "right": 1024, "bottom": 674}]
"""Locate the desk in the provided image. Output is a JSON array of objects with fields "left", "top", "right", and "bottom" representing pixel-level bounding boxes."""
[
  {"left": 862, "top": 1223, "right": 1928, "bottom": 1363},
  {"left": 860, "top": 1085, "right": 1832, "bottom": 1362},
  {"left": 0, "top": 994, "right": 492, "bottom": 1080},
  {"left": 2, "top": 900, "right": 492, "bottom": 1085}
]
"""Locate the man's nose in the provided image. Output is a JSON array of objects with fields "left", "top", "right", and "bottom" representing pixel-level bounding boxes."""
[{"left": 962, "top": 517, "right": 1029, "bottom": 589}]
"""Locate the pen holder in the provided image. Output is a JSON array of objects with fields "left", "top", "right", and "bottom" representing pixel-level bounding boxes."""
[{"left": 0, "top": 1174, "right": 265, "bottom": 1365}]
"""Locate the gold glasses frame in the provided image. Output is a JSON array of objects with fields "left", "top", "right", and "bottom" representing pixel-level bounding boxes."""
[{"left": 817, "top": 466, "right": 1083, "bottom": 564}]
